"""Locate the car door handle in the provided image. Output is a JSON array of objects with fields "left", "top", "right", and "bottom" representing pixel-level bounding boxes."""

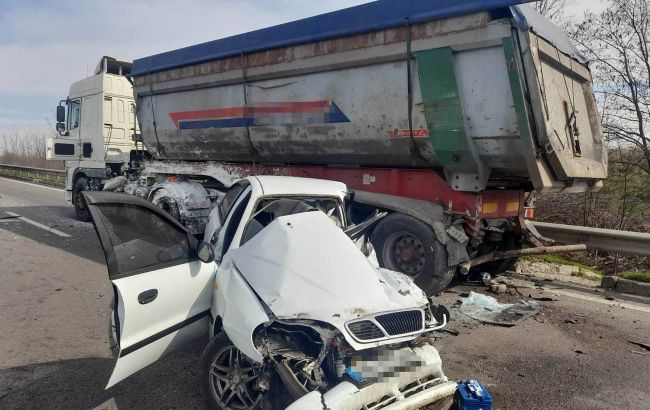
[{"left": 138, "top": 289, "right": 158, "bottom": 305}]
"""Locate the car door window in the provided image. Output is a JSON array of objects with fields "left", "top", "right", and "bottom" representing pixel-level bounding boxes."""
[
  {"left": 93, "top": 203, "right": 193, "bottom": 278},
  {"left": 219, "top": 181, "right": 249, "bottom": 221}
]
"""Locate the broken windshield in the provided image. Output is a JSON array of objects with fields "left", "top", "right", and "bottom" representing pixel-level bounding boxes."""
[{"left": 241, "top": 197, "right": 343, "bottom": 245}]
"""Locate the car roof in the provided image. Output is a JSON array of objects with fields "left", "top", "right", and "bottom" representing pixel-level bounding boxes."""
[{"left": 249, "top": 176, "right": 347, "bottom": 199}]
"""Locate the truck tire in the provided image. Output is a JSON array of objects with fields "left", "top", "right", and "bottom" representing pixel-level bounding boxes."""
[
  {"left": 371, "top": 213, "right": 455, "bottom": 295},
  {"left": 73, "top": 177, "right": 92, "bottom": 222},
  {"left": 151, "top": 188, "right": 181, "bottom": 221}
]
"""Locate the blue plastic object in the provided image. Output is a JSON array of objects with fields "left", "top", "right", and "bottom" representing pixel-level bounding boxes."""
[
  {"left": 132, "top": 0, "right": 529, "bottom": 76},
  {"left": 454, "top": 380, "right": 493, "bottom": 410},
  {"left": 344, "top": 366, "right": 365, "bottom": 384}
]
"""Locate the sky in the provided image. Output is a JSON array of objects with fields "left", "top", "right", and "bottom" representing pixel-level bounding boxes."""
[{"left": 0, "top": 0, "right": 602, "bottom": 131}]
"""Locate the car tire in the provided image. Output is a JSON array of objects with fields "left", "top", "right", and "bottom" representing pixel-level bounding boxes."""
[
  {"left": 73, "top": 177, "right": 92, "bottom": 222},
  {"left": 151, "top": 188, "right": 181, "bottom": 221},
  {"left": 200, "top": 332, "right": 265, "bottom": 410},
  {"left": 371, "top": 213, "right": 455, "bottom": 295}
]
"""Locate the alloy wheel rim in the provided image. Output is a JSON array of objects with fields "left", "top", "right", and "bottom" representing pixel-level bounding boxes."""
[{"left": 209, "top": 345, "right": 262, "bottom": 409}]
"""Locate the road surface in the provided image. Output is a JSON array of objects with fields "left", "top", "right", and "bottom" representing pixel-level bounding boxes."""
[{"left": 1, "top": 176, "right": 649, "bottom": 409}]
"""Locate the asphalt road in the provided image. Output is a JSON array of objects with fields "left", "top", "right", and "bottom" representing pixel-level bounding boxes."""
[
  {"left": 0, "top": 176, "right": 649, "bottom": 409},
  {"left": 0, "top": 177, "right": 104, "bottom": 263}
]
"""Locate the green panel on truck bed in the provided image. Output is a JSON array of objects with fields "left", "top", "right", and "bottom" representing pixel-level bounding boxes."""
[
  {"left": 501, "top": 37, "right": 532, "bottom": 145},
  {"left": 416, "top": 48, "right": 476, "bottom": 174}
]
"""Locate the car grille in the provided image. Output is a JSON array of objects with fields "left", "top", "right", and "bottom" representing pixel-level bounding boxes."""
[
  {"left": 375, "top": 310, "right": 423, "bottom": 336},
  {"left": 347, "top": 320, "right": 384, "bottom": 341}
]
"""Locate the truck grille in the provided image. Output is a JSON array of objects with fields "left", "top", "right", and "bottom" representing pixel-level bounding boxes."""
[
  {"left": 347, "top": 320, "right": 384, "bottom": 341},
  {"left": 375, "top": 310, "right": 423, "bottom": 336}
]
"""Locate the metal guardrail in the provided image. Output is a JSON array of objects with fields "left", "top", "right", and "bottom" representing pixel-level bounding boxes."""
[
  {"left": 532, "top": 221, "right": 650, "bottom": 257},
  {"left": 0, "top": 163, "right": 65, "bottom": 187}
]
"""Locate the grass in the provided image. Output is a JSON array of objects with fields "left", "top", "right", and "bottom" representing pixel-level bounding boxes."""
[
  {"left": 571, "top": 269, "right": 602, "bottom": 282},
  {"left": 620, "top": 271, "right": 650, "bottom": 284},
  {"left": 522, "top": 254, "right": 603, "bottom": 276},
  {"left": 523, "top": 255, "right": 650, "bottom": 284}
]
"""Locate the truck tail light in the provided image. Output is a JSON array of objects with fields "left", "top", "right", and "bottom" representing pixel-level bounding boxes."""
[{"left": 524, "top": 207, "right": 535, "bottom": 219}]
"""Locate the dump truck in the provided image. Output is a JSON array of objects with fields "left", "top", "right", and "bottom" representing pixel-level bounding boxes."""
[{"left": 48, "top": 0, "right": 607, "bottom": 294}]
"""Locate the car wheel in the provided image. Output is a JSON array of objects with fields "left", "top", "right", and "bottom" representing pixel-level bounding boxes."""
[
  {"left": 371, "top": 213, "right": 455, "bottom": 295},
  {"left": 200, "top": 332, "right": 265, "bottom": 410},
  {"left": 73, "top": 177, "right": 92, "bottom": 222}
]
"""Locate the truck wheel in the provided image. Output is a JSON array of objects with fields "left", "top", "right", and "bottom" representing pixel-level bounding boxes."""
[
  {"left": 371, "top": 213, "right": 455, "bottom": 295},
  {"left": 200, "top": 332, "right": 265, "bottom": 410},
  {"left": 73, "top": 177, "right": 92, "bottom": 222},
  {"left": 151, "top": 189, "right": 181, "bottom": 221}
]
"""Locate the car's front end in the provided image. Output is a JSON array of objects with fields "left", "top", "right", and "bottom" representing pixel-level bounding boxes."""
[{"left": 211, "top": 209, "right": 456, "bottom": 409}]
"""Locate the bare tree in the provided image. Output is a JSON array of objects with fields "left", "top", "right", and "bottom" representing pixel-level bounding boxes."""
[
  {"left": 0, "top": 128, "right": 62, "bottom": 169},
  {"left": 534, "top": 0, "right": 570, "bottom": 24},
  {"left": 574, "top": 0, "right": 650, "bottom": 174}
]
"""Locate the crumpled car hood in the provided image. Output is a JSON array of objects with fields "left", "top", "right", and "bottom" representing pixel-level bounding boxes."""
[{"left": 229, "top": 211, "right": 428, "bottom": 347}]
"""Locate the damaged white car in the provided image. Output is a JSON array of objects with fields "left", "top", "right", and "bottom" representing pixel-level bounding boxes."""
[{"left": 85, "top": 176, "right": 457, "bottom": 409}]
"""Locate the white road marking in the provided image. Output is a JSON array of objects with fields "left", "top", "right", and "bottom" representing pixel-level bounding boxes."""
[
  {"left": 0, "top": 176, "right": 64, "bottom": 192},
  {"left": 549, "top": 288, "right": 650, "bottom": 314},
  {"left": 4, "top": 212, "right": 72, "bottom": 238}
]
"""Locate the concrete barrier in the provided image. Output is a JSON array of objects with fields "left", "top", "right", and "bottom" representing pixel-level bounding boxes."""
[{"left": 601, "top": 276, "right": 650, "bottom": 297}]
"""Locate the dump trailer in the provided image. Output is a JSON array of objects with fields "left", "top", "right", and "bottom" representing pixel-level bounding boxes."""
[{"left": 61, "top": 0, "right": 608, "bottom": 294}]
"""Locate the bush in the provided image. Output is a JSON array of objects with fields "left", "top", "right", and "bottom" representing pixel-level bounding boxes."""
[
  {"left": 534, "top": 148, "right": 650, "bottom": 275},
  {"left": 0, "top": 129, "right": 64, "bottom": 170}
]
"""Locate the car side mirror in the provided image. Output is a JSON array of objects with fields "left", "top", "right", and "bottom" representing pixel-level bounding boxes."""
[
  {"left": 56, "top": 122, "right": 66, "bottom": 133},
  {"left": 56, "top": 105, "right": 66, "bottom": 123},
  {"left": 197, "top": 241, "right": 215, "bottom": 263}
]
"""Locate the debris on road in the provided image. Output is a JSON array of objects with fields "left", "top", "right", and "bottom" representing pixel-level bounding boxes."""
[
  {"left": 459, "top": 292, "right": 539, "bottom": 326},
  {"left": 532, "top": 296, "right": 558, "bottom": 302},
  {"left": 440, "top": 329, "right": 460, "bottom": 336},
  {"left": 628, "top": 340, "right": 650, "bottom": 352},
  {"left": 490, "top": 284, "right": 507, "bottom": 294}
]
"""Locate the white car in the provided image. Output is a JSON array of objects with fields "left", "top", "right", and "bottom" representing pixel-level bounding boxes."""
[{"left": 85, "top": 176, "right": 457, "bottom": 409}]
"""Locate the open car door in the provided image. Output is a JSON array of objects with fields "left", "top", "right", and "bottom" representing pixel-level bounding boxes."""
[{"left": 84, "top": 192, "right": 216, "bottom": 388}]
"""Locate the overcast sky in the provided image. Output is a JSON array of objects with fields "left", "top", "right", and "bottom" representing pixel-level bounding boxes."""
[{"left": 0, "top": 0, "right": 602, "bottom": 131}]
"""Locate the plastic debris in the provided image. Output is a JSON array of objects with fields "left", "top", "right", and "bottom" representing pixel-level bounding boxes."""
[{"left": 459, "top": 291, "right": 539, "bottom": 326}]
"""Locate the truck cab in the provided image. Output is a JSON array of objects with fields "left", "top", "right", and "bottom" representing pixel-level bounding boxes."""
[{"left": 46, "top": 56, "right": 144, "bottom": 220}]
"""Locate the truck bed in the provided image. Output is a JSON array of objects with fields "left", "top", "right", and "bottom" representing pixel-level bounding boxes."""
[{"left": 131, "top": 0, "right": 606, "bottom": 194}]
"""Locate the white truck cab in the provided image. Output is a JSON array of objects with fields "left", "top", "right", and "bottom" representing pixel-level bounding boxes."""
[{"left": 46, "top": 56, "right": 144, "bottom": 220}]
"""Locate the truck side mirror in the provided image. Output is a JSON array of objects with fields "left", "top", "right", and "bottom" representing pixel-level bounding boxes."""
[
  {"left": 56, "top": 105, "right": 66, "bottom": 123},
  {"left": 56, "top": 122, "right": 66, "bottom": 133}
]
